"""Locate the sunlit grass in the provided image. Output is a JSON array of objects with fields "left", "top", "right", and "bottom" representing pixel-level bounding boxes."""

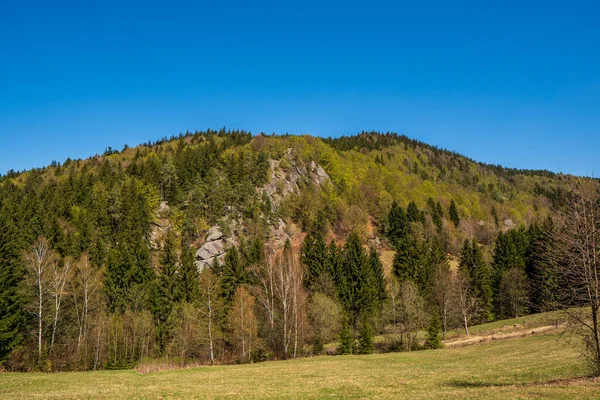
[{"left": 1, "top": 332, "right": 598, "bottom": 399}]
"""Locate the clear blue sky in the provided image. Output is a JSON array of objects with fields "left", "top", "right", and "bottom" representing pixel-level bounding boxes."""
[{"left": 1, "top": 0, "right": 599, "bottom": 176}]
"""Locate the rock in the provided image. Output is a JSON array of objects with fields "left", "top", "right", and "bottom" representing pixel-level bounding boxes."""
[
  {"left": 206, "top": 226, "right": 223, "bottom": 241},
  {"left": 196, "top": 247, "right": 214, "bottom": 260},
  {"left": 204, "top": 240, "right": 225, "bottom": 257},
  {"left": 503, "top": 219, "right": 516, "bottom": 230},
  {"left": 158, "top": 201, "right": 170, "bottom": 214},
  {"left": 295, "top": 165, "right": 307, "bottom": 176},
  {"left": 316, "top": 165, "right": 327, "bottom": 178}
]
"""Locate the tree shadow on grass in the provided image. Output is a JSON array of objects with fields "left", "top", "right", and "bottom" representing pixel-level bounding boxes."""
[
  {"left": 445, "top": 380, "right": 517, "bottom": 388},
  {"left": 446, "top": 376, "right": 599, "bottom": 389}
]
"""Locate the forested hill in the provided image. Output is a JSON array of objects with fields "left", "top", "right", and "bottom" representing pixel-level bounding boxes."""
[
  {"left": 0, "top": 129, "right": 577, "bottom": 253},
  {"left": 0, "top": 129, "right": 591, "bottom": 371}
]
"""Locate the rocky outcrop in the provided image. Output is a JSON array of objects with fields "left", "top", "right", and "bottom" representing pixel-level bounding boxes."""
[
  {"left": 261, "top": 149, "right": 331, "bottom": 208},
  {"left": 195, "top": 226, "right": 235, "bottom": 273}
]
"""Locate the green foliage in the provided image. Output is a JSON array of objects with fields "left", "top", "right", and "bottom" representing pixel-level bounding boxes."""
[
  {"left": 424, "top": 314, "right": 443, "bottom": 349},
  {"left": 176, "top": 245, "right": 200, "bottom": 303},
  {"left": 368, "top": 247, "right": 386, "bottom": 306},
  {"left": 0, "top": 210, "right": 25, "bottom": 363},
  {"left": 301, "top": 232, "right": 329, "bottom": 289},
  {"left": 0, "top": 129, "right": 595, "bottom": 370},
  {"left": 449, "top": 199, "right": 460, "bottom": 227},
  {"left": 220, "top": 246, "right": 246, "bottom": 306},
  {"left": 386, "top": 201, "right": 408, "bottom": 246},
  {"left": 460, "top": 239, "right": 493, "bottom": 321},
  {"left": 358, "top": 318, "right": 374, "bottom": 354},
  {"left": 338, "top": 318, "right": 353, "bottom": 355}
]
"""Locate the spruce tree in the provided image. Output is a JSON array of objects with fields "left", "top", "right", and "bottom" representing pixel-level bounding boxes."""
[
  {"left": 341, "top": 232, "right": 371, "bottom": 329},
  {"left": 151, "top": 231, "right": 179, "bottom": 354},
  {"left": 368, "top": 247, "right": 386, "bottom": 306},
  {"left": 358, "top": 319, "right": 374, "bottom": 354},
  {"left": 220, "top": 246, "right": 245, "bottom": 305},
  {"left": 393, "top": 235, "right": 422, "bottom": 287},
  {"left": 0, "top": 211, "right": 25, "bottom": 363},
  {"left": 459, "top": 239, "right": 493, "bottom": 321},
  {"left": 424, "top": 313, "right": 443, "bottom": 349},
  {"left": 176, "top": 245, "right": 200, "bottom": 303},
  {"left": 406, "top": 201, "right": 422, "bottom": 223},
  {"left": 339, "top": 318, "right": 353, "bottom": 355},
  {"left": 449, "top": 199, "right": 460, "bottom": 227},
  {"left": 386, "top": 201, "right": 408, "bottom": 246}
]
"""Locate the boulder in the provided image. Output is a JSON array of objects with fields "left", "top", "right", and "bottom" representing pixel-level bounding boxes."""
[{"left": 206, "top": 226, "right": 223, "bottom": 241}]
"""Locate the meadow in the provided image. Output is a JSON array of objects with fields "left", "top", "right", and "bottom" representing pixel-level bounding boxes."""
[{"left": 1, "top": 331, "right": 598, "bottom": 399}]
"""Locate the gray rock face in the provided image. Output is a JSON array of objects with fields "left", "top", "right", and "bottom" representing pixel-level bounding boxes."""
[
  {"left": 206, "top": 226, "right": 223, "bottom": 242},
  {"left": 195, "top": 225, "right": 232, "bottom": 273},
  {"left": 261, "top": 149, "right": 331, "bottom": 210}
]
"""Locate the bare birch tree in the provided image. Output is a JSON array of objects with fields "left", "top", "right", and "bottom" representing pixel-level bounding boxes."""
[
  {"left": 49, "top": 257, "right": 72, "bottom": 356},
  {"left": 548, "top": 180, "right": 600, "bottom": 375},
  {"left": 199, "top": 268, "right": 222, "bottom": 364},
  {"left": 228, "top": 286, "right": 257, "bottom": 362},
  {"left": 23, "top": 236, "right": 56, "bottom": 360},
  {"left": 432, "top": 263, "right": 453, "bottom": 339},
  {"left": 71, "top": 253, "right": 103, "bottom": 367},
  {"left": 453, "top": 271, "right": 480, "bottom": 335}
]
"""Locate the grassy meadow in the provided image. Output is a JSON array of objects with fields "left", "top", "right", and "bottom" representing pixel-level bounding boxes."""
[{"left": 1, "top": 332, "right": 599, "bottom": 399}]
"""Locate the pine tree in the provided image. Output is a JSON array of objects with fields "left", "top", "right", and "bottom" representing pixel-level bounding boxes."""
[
  {"left": 338, "top": 318, "right": 353, "bottom": 355},
  {"left": 459, "top": 239, "right": 493, "bottom": 321},
  {"left": 386, "top": 201, "right": 408, "bottom": 246},
  {"left": 492, "top": 228, "right": 528, "bottom": 317},
  {"left": 328, "top": 241, "right": 346, "bottom": 301},
  {"left": 393, "top": 235, "right": 422, "bottom": 287},
  {"left": 176, "top": 245, "right": 200, "bottom": 303},
  {"left": 424, "top": 313, "right": 443, "bottom": 349},
  {"left": 358, "top": 318, "right": 374, "bottom": 354},
  {"left": 301, "top": 232, "right": 328, "bottom": 289},
  {"left": 449, "top": 199, "right": 460, "bottom": 227},
  {"left": 0, "top": 211, "right": 25, "bottom": 363},
  {"left": 220, "top": 246, "right": 245, "bottom": 305},
  {"left": 368, "top": 248, "right": 386, "bottom": 306},
  {"left": 151, "top": 231, "right": 180, "bottom": 354},
  {"left": 406, "top": 201, "right": 422, "bottom": 223},
  {"left": 526, "top": 216, "right": 559, "bottom": 312},
  {"left": 341, "top": 232, "right": 371, "bottom": 329}
]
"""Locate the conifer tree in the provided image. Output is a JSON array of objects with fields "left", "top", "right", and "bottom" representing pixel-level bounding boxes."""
[
  {"left": 341, "top": 232, "right": 372, "bottom": 329},
  {"left": 338, "top": 318, "right": 353, "bottom": 355},
  {"left": 368, "top": 248, "right": 386, "bottom": 306},
  {"left": 424, "top": 313, "right": 443, "bottom": 349},
  {"left": 301, "top": 232, "right": 328, "bottom": 289},
  {"left": 220, "top": 246, "right": 245, "bottom": 305},
  {"left": 406, "top": 201, "right": 422, "bottom": 223},
  {"left": 459, "top": 239, "right": 493, "bottom": 321},
  {"left": 449, "top": 199, "right": 460, "bottom": 227},
  {"left": 393, "top": 235, "right": 422, "bottom": 287},
  {"left": 386, "top": 201, "right": 408, "bottom": 246},
  {"left": 0, "top": 211, "right": 25, "bottom": 363},
  {"left": 358, "top": 318, "right": 374, "bottom": 354},
  {"left": 151, "top": 231, "right": 179, "bottom": 354},
  {"left": 176, "top": 245, "right": 200, "bottom": 303},
  {"left": 328, "top": 241, "right": 346, "bottom": 300}
]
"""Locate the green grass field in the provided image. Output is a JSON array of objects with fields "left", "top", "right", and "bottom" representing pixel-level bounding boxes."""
[{"left": 1, "top": 331, "right": 599, "bottom": 399}]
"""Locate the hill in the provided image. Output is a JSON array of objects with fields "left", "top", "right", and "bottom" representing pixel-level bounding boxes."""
[{"left": 0, "top": 129, "right": 595, "bottom": 371}]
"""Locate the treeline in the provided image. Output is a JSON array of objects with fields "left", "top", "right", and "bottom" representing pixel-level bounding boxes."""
[
  {"left": 385, "top": 199, "right": 560, "bottom": 337},
  {"left": 0, "top": 130, "right": 582, "bottom": 371},
  {"left": 323, "top": 131, "right": 557, "bottom": 179}
]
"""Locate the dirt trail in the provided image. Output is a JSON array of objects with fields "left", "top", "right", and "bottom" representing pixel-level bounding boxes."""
[{"left": 444, "top": 324, "right": 562, "bottom": 348}]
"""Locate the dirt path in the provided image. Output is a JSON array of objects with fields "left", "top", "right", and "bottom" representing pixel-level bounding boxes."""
[{"left": 444, "top": 324, "right": 562, "bottom": 348}]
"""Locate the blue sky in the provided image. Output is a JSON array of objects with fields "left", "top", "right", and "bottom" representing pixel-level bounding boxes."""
[{"left": 1, "top": 0, "right": 599, "bottom": 175}]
